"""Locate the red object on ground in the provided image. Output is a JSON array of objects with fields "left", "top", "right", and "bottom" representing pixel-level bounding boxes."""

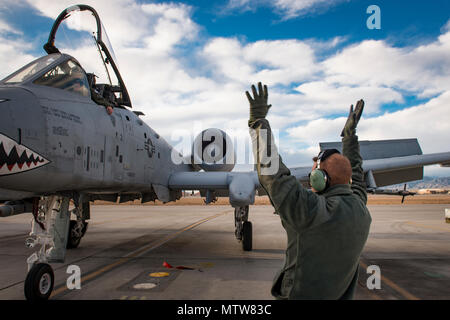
[{"left": 162, "top": 261, "right": 195, "bottom": 270}]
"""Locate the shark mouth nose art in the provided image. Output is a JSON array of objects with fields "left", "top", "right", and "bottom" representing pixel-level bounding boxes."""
[{"left": 0, "top": 133, "right": 50, "bottom": 176}]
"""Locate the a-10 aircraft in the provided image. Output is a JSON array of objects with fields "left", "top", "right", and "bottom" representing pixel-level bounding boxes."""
[{"left": 1, "top": 5, "right": 450, "bottom": 301}]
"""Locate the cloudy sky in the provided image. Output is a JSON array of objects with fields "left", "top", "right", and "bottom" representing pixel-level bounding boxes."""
[{"left": 1, "top": 0, "right": 449, "bottom": 176}]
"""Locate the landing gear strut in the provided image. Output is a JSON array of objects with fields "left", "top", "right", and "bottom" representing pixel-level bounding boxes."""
[
  {"left": 23, "top": 196, "right": 71, "bottom": 301},
  {"left": 234, "top": 205, "right": 252, "bottom": 251}
]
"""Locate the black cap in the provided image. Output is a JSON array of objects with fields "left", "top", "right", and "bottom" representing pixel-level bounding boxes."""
[{"left": 317, "top": 148, "right": 340, "bottom": 164}]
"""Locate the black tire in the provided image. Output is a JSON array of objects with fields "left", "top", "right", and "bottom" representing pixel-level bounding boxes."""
[
  {"left": 81, "top": 221, "right": 89, "bottom": 237},
  {"left": 242, "top": 221, "right": 252, "bottom": 251},
  {"left": 24, "top": 263, "right": 54, "bottom": 301},
  {"left": 67, "top": 220, "right": 82, "bottom": 249}
]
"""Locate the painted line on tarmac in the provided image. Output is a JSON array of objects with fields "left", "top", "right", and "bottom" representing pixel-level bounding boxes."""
[
  {"left": 50, "top": 209, "right": 231, "bottom": 298},
  {"left": 360, "top": 260, "right": 420, "bottom": 300}
]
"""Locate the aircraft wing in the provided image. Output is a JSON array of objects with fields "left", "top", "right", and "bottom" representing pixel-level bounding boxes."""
[
  {"left": 169, "top": 171, "right": 260, "bottom": 207},
  {"left": 169, "top": 138, "right": 450, "bottom": 206},
  {"left": 362, "top": 152, "right": 450, "bottom": 187},
  {"left": 168, "top": 167, "right": 312, "bottom": 190},
  {"left": 169, "top": 166, "right": 318, "bottom": 207}
]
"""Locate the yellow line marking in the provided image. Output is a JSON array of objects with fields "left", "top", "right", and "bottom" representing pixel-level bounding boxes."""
[
  {"left": 50, "top": 210, "right": 230, "bottom": 298},
  {"left": 405, "top": 221, "right": 450, "bottom": 233},
  {"left": 360, "top": 261, "right": 420, "bottom": 300}
]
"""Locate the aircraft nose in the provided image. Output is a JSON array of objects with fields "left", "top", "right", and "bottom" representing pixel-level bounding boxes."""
[
  {"left": 0, "top": 87, "right": 48, "bottom": 177},
  {"left": 0, "top": 87, "right": 40, "bottom": 142}
]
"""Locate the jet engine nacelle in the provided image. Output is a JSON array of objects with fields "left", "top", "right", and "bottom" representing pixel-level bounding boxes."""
[{"left": 191, "top": 128, "right": 235, "bottom": 172}]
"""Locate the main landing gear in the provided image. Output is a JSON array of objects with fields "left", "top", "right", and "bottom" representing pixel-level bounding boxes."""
[
  {"left": 23, "top": 195, "right": 89, "bottom": 301},
  {"left": 67, "top": 219, "right": 88, "bottom": 249},
  {"left": 234, "top": 205, "right": 252, "bottom": 251}
]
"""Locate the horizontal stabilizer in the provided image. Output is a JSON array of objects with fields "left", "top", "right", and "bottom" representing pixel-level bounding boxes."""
[
  {"left": 320, "top": 139, "right": 450, "bottom": 187},
  {"left": 320, "top": 138, "right": 422, "bottom": 160}
]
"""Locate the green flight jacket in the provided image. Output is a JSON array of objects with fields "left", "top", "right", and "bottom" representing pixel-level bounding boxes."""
[{"left": 249, "top": 118, "right": 372, "bottom": 300}]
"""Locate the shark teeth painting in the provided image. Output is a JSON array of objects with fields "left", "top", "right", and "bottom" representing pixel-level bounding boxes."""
[{"left": 0, "top": 133, "right": 50, "bottom": 176}]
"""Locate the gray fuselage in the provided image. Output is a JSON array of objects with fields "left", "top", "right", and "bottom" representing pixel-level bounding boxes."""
[{"left": 0, "top": 54, "right": 190, "bottom": 201}]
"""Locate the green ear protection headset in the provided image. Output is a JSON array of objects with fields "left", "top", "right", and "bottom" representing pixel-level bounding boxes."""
[{"left": 309, "top": 149, "right": 341, "bottom": 193}]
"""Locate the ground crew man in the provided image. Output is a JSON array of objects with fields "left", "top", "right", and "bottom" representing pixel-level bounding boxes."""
[{"left": 247, "top": 82, "right": 372, "bottom": 300}]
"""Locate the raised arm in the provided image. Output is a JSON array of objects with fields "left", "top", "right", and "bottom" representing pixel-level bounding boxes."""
[
  {"left": 247, "top": 83, "right": 323, "bottom": 230},
  {"left": 341, "top": 100, "right": 367, "bottom": 204}
]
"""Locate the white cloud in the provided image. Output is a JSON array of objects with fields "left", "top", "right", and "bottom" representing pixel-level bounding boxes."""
[
  {"left": 359, "top": 92, "right": 450, "bottom": 154},
  {"left": 0, "top": 19, "right": 20, "bottom": 35},
  {"left": 0, "top": 18, "right": 36, "bottom": 77},
  {"left": 293, "top": 81, "right": 403, "bottom": 114},
  {"left": 227, "top": 0, "right": 252, "bottom": 10},
  {"left": 323, "top": 36, "right": 450, "bottom": 97},
  {"left": 201, "top": 37, "right": 321, "bottom": 87},
  {"left": 273, "top": 0, "right": 336, "bottom": 18},
  {"left": 226, "top": 0, "right": 348, "bottom": 19},
  {"left": 287, "top": 91, "right": 450, "bottom": 154}
]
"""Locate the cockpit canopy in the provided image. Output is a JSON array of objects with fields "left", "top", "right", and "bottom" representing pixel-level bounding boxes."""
[
  {"left": 3, "top": 55, "right": 60, "bottom": 85},
  {"left": 42, "top": 4, "right": 132, "bottom": 108},
  {"left": 2, "top": 4, "right": 131, "bottom": 108},
  {"left": 1, "top": 53, "right": 123, "bottom": 109},
  {"left": 33, "top": 58, "right": 90, "bottom": 97},
  {"left": 2, "top": 54, "right": 89, "bottom": 98}
]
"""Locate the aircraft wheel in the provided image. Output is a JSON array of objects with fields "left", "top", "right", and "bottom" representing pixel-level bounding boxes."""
[
  {"left": 242, "top": 221, "right": 252, "bottom": 251},
  {"left": 24, "top": 263, "right": 54, "bottom": 301},
  {"left": 67, "top": 220, "right": 83, "bottom": 249},
  {"left": 81, "top": 221, "right": 89, "bottom": 237}
]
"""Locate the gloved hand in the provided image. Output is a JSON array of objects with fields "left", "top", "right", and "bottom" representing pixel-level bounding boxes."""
[
  {"left": 341, "top": 99, "right": 364, "bottom": 137},
  {"left": 246, "top": 82, "right": 272, "bottom": 125}
]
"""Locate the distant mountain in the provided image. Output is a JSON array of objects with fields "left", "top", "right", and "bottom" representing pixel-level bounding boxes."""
[{"left": 387, "top": 177, "right": 450, "bottom": 190}]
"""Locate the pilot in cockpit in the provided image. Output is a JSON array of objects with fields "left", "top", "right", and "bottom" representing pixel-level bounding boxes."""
[{"left": 86, "top": 73, "right": 114, "bottom": 115}]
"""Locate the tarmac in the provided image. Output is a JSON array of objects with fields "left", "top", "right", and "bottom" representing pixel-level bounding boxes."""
[{"left": 0, "top": 203, "right": 449, "bottom": 300}]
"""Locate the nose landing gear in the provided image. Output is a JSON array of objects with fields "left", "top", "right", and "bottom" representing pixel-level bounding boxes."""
[
  {"left": 23, "top": 196, "right": 70, "bottom": 301},
  {"left": 24, "top": 263, "right": 54, "bottom": 301}
]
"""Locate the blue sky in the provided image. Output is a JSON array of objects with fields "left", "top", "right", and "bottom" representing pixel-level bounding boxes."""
[
  {"left": 0, "top": 0, "right": 449, "bottom": 177},
  {"left": 186, "top": 0, "right": 450, "bottom": 44}
]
